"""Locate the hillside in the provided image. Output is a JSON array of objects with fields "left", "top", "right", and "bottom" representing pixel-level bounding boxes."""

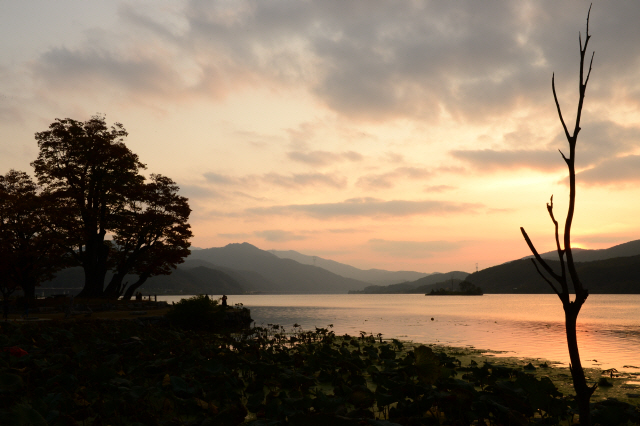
[
  {"left": 180, "top": 259, "right": 280, "bottom": 293},
  {"left": 349, "top": 271, "right": 470, "bottom": 294},
  {"left": 467, "top": 254, "right": 640, "bottom": 294},
  {"left": 268, "top": 249, "right": 429, "bottom": 285},
  {"left": 528, "top": 239, "right": 640, "bottom": 262},
  {"left": 41, "top": 265, "right": 246, "bottom": 296},
  {"left": 188, "top": 243, "right": 370, "bottom": 293}
]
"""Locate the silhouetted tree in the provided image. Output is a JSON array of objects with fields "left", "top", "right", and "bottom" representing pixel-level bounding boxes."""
[
  {"left": 0, "top": 170, "right": 65, "bottom": 300},
  {"left": 103, "top": 174, "right": 192, "bottom": 300},
  {"left": 32, "top": 116, "right": 146, "bottom": 298},
  {"left": 520, "top": 7, "right": 595, "bottom": 425}
]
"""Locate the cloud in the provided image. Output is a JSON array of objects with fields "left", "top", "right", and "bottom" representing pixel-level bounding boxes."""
[
  {"left": 203, "top": 171, "right": 346, "bottom": 189},
  {"left": 178, "top": 184, "right": 225, "bottom": 199},
  {"left": 203, "top": 172, "right": 239, "bottom": 185},
  {"left": 451, "top": 149, "right": 561, "bottom": 172},
  {"left": 232, "top": 191, "right": 268, "bottom": 201},
  {"left": 368, "top": 239, "right": 464, "bottom": 258},
  {"left": 246, "top": 197, "right": 482, "bottom": 219},
  {"left": 574, "top": 234, "right": 638, "bottom": 245},
  {"left": 254, "top": 230, "right": 307, "bottom": 242},
  {"left": 383, "top": 152, "right": 405, "bottom": 163},
  {"left": 262, "top": 172, "right": 347, "bottom": 189},
  {"left": 218, "top": 232, "right": 252, "bottom": 239},
  {"left": 575, "top": 155, "right": 640, "bottom": 187},
  {"left": 424, "top": 185, "right": 456, "bottom": 193},
  {"left": 567, "top": 121, "right": 640, "bottom": 167},
  {"left": 287, "top": 150, "right": 363, "bottom": 166},
  {"left": 343, "top": 151, "right": 364, "bottom": 161},
  {"left": 31, "top": 1, "right": 640, "bottom": 123},
  {"left": 357, "top": 167, "right": 432, "bottom": 189},
  {"left": 328, "top": 228, "right": 366, "bottom": 234},
  {"left": 452, "top": 120, "right": 640, "bottom": 174}
]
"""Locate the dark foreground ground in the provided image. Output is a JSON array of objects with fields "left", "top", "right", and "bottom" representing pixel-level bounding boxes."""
[{"left": 1, "top": 316, "right": 639, "bottom": 425}]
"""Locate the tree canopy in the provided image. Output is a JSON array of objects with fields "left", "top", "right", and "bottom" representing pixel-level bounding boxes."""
[
  {"left": 104, "top": 174, "right": 192, "bottom": 300},
  {"left": 23, "top": 115, "right": 192, "bottom": 299},
  {"left": 0, "top": 170, "right": 65, "bottom": 300}
]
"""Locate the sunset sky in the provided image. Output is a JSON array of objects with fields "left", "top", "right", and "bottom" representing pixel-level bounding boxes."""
[{"left": 2, "top": 1, "right": 640, "bottom": 273}]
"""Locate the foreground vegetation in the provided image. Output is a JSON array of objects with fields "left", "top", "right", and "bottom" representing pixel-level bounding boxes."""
[{"left": 2, "top": 314, "right": 639, "bottom": 425}]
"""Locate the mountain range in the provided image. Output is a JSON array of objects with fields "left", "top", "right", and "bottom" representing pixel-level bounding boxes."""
[
  {"left": 467, "top": 253, "right": 640, "bottom": 293},
  {"left": 349, "top": 271, "right": 469, "bottom": 294},
  {"left": 527, "top": 239, "right": 640, "bottom": 262},
  {"left": 267, "top": 249, "right": 429, "bottom": 285},
  {"left": 41, "top": 239, "right": 640, "bottom": 295},
  {"left": 354, "top": 239, "right": 640, "bottom": 294}
]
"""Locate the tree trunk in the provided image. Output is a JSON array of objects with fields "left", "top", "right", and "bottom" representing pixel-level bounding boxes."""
[
  {"left": 565, "top": 303, "right": 593, "bottom": 425},
  {"left": 103, "top": 273, "right": 125, "bottom": 299},
  {"left": 103, "top": 251, "right": 145, "bottom": 299},
  {"left": 121, "top": 272, "right": 151, "bottom": 301},
  {"left": 77, "top": 237, "right": 110, "bottom": 298},
  {"left": 520, "top": 8, "right": 595, "bottom": 424},
  {"left": 21, "top": 276, "right": 37, "bottom": 301}
]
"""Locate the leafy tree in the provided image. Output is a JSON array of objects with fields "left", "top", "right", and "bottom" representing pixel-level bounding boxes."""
[
  {"left": 103, "top": 174, "right": 192, "bottom": 300},
  {"left": 31, "top": 115, "right": 190, "bottom": 299},
  {"left": 0, "top": 170, "right": 65, "bottom": 301},
  {"left": 520, "top": 7, "right": 596, "bottom": 424}
]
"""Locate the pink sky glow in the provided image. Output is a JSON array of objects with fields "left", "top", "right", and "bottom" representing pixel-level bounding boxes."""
[{"left": 1, "top": 1, "right": 640, "bottom": 273}]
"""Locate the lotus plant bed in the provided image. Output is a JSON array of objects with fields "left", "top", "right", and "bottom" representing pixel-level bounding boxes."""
[{"left": 1, "top": 320, "right": 639, "bottom": 426}]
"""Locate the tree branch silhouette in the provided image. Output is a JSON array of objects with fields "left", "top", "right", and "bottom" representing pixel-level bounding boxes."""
[{"left": 520, "top": 5, "right": 596, "bottom": 425}]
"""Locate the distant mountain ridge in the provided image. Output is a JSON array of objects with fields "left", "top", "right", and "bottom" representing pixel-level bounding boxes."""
[
  {"left": 42, "top": 239, "right": 640, "bottom": 296},
  {"left": 350, "top": 271, "right": 470, "bottom": 294},
  {"left": 525, "top": 239, "right": 640, "bottom": 262},
  {"left": 267, "top": 249, "right": 429, "bottom": 285},
  {"left": 468, "top": 254, "right": 640, "bottom": 294},
  {"left": 187, "top": 243, "right": 370, "bottom": 293},
  {"left": 41, "top": 265, "right": 246, "bottom": 296}
]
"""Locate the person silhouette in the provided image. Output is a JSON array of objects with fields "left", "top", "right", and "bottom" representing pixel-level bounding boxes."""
[{"left": 221, "top": 294, "right": 228, "bottom": 307}]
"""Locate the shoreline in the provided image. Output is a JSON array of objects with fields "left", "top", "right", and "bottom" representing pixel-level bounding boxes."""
[{"left": 417, "top": 341, "right": 640, "bottom": 405}]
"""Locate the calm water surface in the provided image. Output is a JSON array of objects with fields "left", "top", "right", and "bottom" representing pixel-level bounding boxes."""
[{"left": 159, "top": 294, "right": 640, "bottom": 371}]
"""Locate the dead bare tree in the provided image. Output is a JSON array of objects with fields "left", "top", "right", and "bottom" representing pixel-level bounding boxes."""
[{"left": 520, "top": 6, "right": 596, "bottom": 425}]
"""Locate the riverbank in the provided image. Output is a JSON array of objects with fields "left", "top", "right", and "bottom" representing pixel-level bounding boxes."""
[{"left": 421, "top": 343, "right": 640, "bottom": 405}]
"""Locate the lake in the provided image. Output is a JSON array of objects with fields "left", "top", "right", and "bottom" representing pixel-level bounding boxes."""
[{"left": 159, "top": 294, "right": 640, "bottom": 372}]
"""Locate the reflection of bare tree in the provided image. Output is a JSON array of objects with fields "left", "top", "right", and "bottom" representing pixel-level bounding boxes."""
[{"left": 520, "top": 7, "right": 596, "bottom": 425}]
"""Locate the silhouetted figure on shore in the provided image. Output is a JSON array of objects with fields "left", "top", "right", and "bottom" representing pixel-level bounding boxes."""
[{"left": 221, "top": 294, "right": 228, "bottom": 308}]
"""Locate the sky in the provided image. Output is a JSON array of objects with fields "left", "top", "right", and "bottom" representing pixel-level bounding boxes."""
[{"left": 2, "top": 1, "right": 640, "bottom": 274}]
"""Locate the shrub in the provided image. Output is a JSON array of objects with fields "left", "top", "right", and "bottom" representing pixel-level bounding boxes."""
[{"left": 166, "top": 295, "right": 223, "bottom": 331}]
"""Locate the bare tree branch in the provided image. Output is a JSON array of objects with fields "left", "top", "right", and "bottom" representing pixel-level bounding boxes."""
[
  {"left": 552, "top": 74, "right": 571, "bottom": 141},
  {"left": 521, "top": 6, "right": 596, "bottom": 423},
  {"left": 529, "top": 259, "right": 561, "bottom": 297},
  {"left": 546, "top": 196, "right": 568, "bottom": 291},
  {"left": 519, "top": 227, "right": 563, "bottom": 283}
]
